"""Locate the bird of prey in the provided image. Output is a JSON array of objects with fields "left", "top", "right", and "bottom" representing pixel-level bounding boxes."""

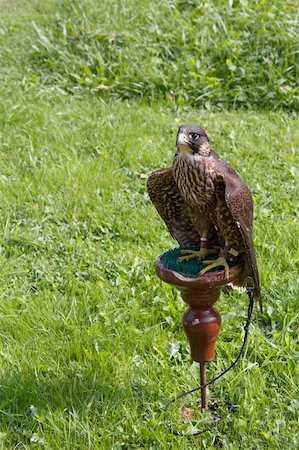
[{"left": 147, "top": 124, "right": 262, "bottom": 311}]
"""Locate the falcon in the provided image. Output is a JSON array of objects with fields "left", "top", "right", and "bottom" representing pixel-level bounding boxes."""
[{"left": 147, "top": 124, "right": 262, "bottom": 312}]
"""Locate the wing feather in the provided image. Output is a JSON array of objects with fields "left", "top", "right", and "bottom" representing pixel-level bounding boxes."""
[{"left": 221, "top": 172, "right": 261, "bottom": 303}]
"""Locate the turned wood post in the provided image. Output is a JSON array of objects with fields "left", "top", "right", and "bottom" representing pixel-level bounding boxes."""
[{"left": 155, "top": 256, "right": 243, "bottom": 409}]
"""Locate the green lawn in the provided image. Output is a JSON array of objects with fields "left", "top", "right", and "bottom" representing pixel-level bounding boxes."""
[{"left": 0, "top": 1, "right": 298, "bottom": 449}]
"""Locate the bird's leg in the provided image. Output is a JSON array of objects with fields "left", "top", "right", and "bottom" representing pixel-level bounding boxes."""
[
  {"left": 199, "top": 244, "right": 239, "bottom": 280},
  {"left": 178, "top": 236, "right": 217, "bottom": 262}
]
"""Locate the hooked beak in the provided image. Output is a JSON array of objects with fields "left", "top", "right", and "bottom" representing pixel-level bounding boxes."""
[
  {"left": 176, "top": 133, "right": 188, "bottom": 146},
  {"left": 176, "top": 133, "right": 191, "bottom": 153}
]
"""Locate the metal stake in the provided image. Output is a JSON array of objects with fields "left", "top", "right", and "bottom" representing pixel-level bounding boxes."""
[{"left": 200, "top": 363, "right": 208, "bottom": 409}]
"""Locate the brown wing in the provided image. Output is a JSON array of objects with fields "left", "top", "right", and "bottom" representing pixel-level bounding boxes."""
[
  {"left": 147, "top": 167, "right": 201, "bottom": 247},
  {"left": 220, "top": 171, "right": 261, "bottom": 306}
]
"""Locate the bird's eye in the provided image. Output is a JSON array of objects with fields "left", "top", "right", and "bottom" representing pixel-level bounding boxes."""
[{"left": 189, "top": 133, "right": 199, "bottom": 140}]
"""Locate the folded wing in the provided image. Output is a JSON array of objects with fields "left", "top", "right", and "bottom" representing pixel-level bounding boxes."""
[{"left": 222, "top": 172, "right": 261, "bottom": 305}]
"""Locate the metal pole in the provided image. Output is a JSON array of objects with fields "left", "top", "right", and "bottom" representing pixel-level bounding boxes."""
[{"left": 200, "top": 363, "right": 208, "bottom": 409}]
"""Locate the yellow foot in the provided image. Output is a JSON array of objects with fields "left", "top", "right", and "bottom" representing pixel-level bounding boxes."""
[
  {"left": 178, "top": 248, "right": 210, "bottom": 262},
  {"left": 199, "top": 256, "right": 230, "bottom": 280}
]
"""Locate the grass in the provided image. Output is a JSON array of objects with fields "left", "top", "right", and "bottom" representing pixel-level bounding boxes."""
[
  {"left": 0, "top": 0, "right": 298, "bottom": 448},
  {"left": 1, "top": 0, "right": 299, "bottom": 110}
]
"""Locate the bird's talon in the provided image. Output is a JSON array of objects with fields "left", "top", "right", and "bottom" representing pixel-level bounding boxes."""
[
  {"left": 199, "top": 256, "right": 230, "bottom": 279},
  {"left": 180, "top": 249, "right": 195, "bottom": 255},
  {"left": 178, "top": 255, "right": 192, "bottom": 262},
  {"left": 177, "top": 248, "right": 209, "bottom": 263}
]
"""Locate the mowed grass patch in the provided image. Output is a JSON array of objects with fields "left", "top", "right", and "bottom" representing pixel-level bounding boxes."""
[{"left": 0, "top": 87, "right": 298, "bottom": 448}]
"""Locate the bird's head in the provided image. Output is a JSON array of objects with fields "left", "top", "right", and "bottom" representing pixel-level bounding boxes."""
[{"left": 176, "top": 124, "right": 210, "bottom": 156}]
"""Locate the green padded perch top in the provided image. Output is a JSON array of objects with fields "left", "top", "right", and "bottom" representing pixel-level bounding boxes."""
[{"left": 160, "top": 245, "right": 236, "bottom": 278}]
